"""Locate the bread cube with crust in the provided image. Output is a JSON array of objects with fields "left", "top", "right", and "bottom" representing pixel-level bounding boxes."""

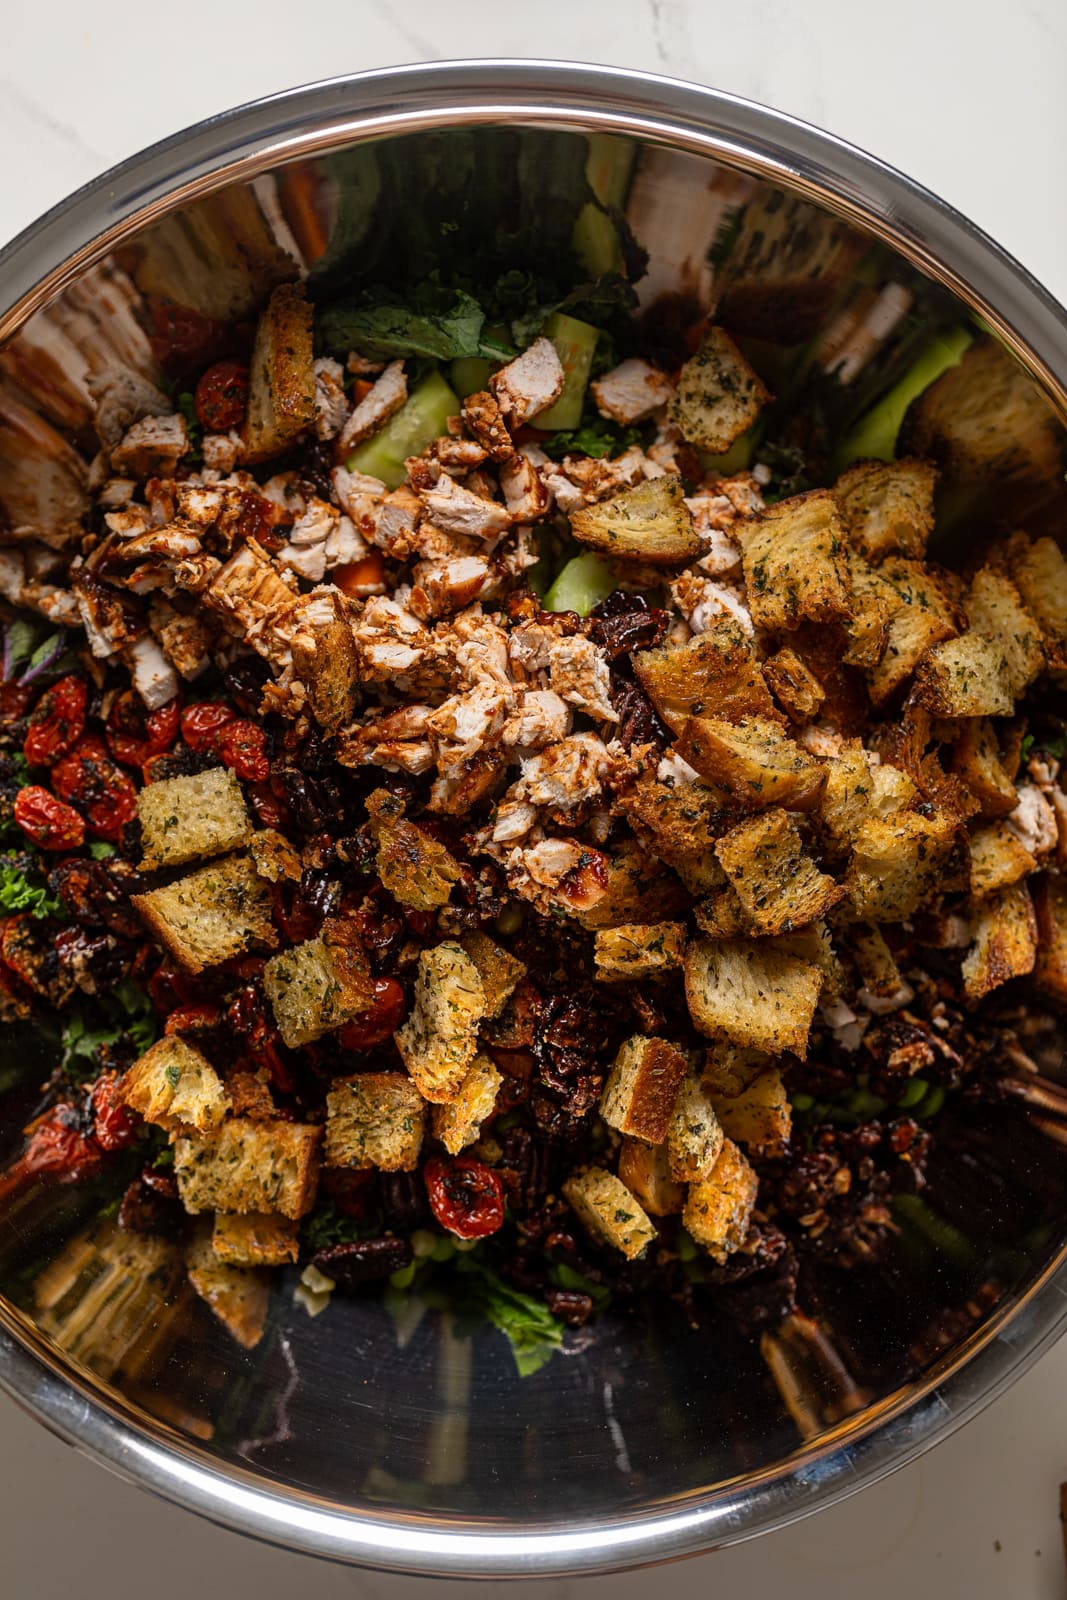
[
  {"left": 175, "top": 1118, "right": 321, "bottom": 1219},
  {"left": 211, "top": 1212, "right": 300, "bottom": 1267},
  {"left": 137, "top": 764, "right": 250, "bottom": 871},
  {"left": 961, "top": 882, "right": 1038, "bottom": 1000},
  {"left": 834, "top": 457, "right": 937, "bottom": 562},
  {"left": 617, "top": 1138, "right": 686, "bottom": 1217},
  {"left": 365, "top": 787, "right": 463, "bottom": 911},
  {"left": 289, "top": 588, "right": 360, "bottom": 734},
  {"left": 616, "top": 774, "right": 730, "bottom": 895},
  {"left": 817, "top": 741, "right": 874, "bottom": 851},
  {"left": 633, "top": 617, "right": 778, "bottom": 733},
  {"left": 562, "top": 1167, "right": 658, "bottom": 1260},
  {"left": 667, "top": 1076, "right": 725, "bottom": 1182},
  {"left": 570, "top": 474, "right": 700, "bottom": 566},
  {"left": 762, "top": 646, "right": 826, "bottom": 724},
  {"left": 594, "top": 921, "right": 686, "bottom": 981},
  {"left": 715, "top": 808, "right": 845, "bottom": 935},
  {"left": 264, "top": 927, "right": 375, "bottom": 1048},
  {"left": 325, "top": 1073, "right": 427, "bottom": 1171},
  {"left": 702, "top": 1049, "right": 791, "bottom": 1154},
  {"left": 685, "top": 937, "right": 823, "bottom": 1056},
  {"left": 243, "top": 282, "right": 316, "bottom": 463},
  {"left": 1034, "top": 874, "right": 1067, "bottom": 1004},
  {"left": 132, "top": 853, "right": 277, "bottom": 974},
  {"left": 736, "top": 490, "right": 853, "bottom": 632},
  {"left": 572, "top": 840, "right": 689, "bottom": 928},
  {"left": 394, "top": 942, "right": 487, "bottom": 1103},
  {"left": 965, "top": 567, "right": 1044, "bottom": 696},
  {"left": 677, "top": 714, "right": 826, "bottom": 812},
  {"left": 851, "top": 924, "right": 910, "bottom": 1008},
  {"left": 458, "top": 931, "right": 526, "bottom": 1018},
  {"left": 667, "top": 326, "right": 772, "bottom": 453},
  {"left": 913, "top": 633, "right": 1015, "bottom": 717},
  {"left": 249, "top": 828, "right": 302, "bottom": 883},
  {"left": 1005, "top": 534, "right": 1067, "bottom": 671},
  {"left": 120, "top": 1036, "right": 230, "bottom": 1136},
  {"left": 865, "top": 559, "right": 960, "bottom": 706},
  {"left": 600, "top": 1035, "right": 688, "bottom": 1145},
  {"left": 950, "top": 718, "right": 1018, "bottom": 819},
  {"left": 186, "top": 1228, "right": 269, "bottom": 1350},
  {"left": 683, "top": 1138, "right": 759, "bottom": 1261},
  {"left": 842, "top": 552, "right": 908, "bottom": 669},
  {"left": 432, "top": 1055, "right": 503, "bottom": 1155},
  {"left": 969, "top": 821, "right": 1036, "bottom": 898},
  {"left": 846, "top": 810, "right": 959, "bottom": 922}
]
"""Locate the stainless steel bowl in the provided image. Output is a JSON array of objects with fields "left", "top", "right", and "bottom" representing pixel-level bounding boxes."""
[{"left": 0, "top": 59, "right": 1065, "bottom": 1579}]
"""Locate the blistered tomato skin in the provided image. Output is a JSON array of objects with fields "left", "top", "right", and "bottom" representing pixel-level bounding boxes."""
[
  {"left": 23, "top": 676, "right": 88, "bottom": 768},
  {"left": 91, "top": 1072, "right": 142, "bottom": 1153},
  {"left": 338, "top": 979, "right": 406, "bottom": 1051},
  {"left": 194, "top": 360, "right": 251, "bottom": 432},
  {"left": 21, "top": 1108, "right": 103, "bottom": 1184},
  {"left": 216, "top": 718, "right": 270, "bottom": 782},
  {"left": 51, "top": 737, "right": 137, "bottom": 841},
  {"left": 106, "top": 691, "right": 181, "bottom": 768},
  {"left": 13, "top": 786, "right": 85, "bottom": 850},
  {"left": 424, "top": 1155, "right": 506, "bottom": 1240},
  {"left": 180, "top": 702, "right": 236, "bottom": 753}
]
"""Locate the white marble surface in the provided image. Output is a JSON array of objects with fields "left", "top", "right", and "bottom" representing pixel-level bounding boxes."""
[{"left": 2, "top": 3, "right": 1066, "bottom": 1595}]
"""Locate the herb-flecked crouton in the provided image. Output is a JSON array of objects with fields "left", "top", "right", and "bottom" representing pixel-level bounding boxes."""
[
  {"left": 263, "top": 925, "right": 375, "bottom": 1048},
  {"left": 431, "top": 1054, "right": 503, "bottom": 1155},
  {"left": 365, "top": 788, "right": 464, "bottom": 911},
  {"left": 913, "top": 633, "right": 1014, "bottom": 717},
  {"left": 846, "top": 810, "right": 959, "bottom": 922},
  {"left": 736, "top": 490, "right": 853, "bottom": 632},
  {"left": 715, "top": 808, "right": 844, "bottom": 935},
  {"left": 615, "top": 774, "right": 730, "bottom": 894},
  {"left": 594, "top": 921, "right": 687, "bottom": 981},
  {"left": 617, "top": 1138, "right": 686, "bottom": 1217},
  {"left": 703, "top": 1049, "right": 791, "bottom": 1155},
  {"left": 950, "top": 718, "right": 1018, "bottom": 819},
  {"left": 186, "top": 1227, "right": 269, "bottom": 1350},
  {"left": 137, "top": 764, "right": 250, "bottom": 870},
  {"left": 120, "top": 1035, "right": 230, "bottom": 1135},
  {"left": 677, "top": 714, "right": 826, "bottom": 812},
  {"left": 569, "top": 475, "right": 700, "bottom": 566},
  {"left": 817, "top": 741, "right": 908, "bottom": 853},
  {"left": 851, "top": 924, "right": 910, "bottom": 1006},
  {"left": 394, "top": 942, "right": 487, "bottom": 1103},
  {"left": 684, "top": 937, "right": 823, "bottom": 1056},
  {"left": 693, "top": 888, "right": 755, "bottom": 938},
  {"left": 243, "top": 282, "right": 316, "bottom": 463},
  {"left": 175, "top": 1118, "right": 321, "bottom": 1219},
  {"left": 683, "top": 1138, "right": 759, "bottom": 1261},
  {"left": 458, "top": 931, "right": 526, "bottom": 1018},
  {"left": 1004, "top": 533, "right": 1067, "bottom": 671},
  {"left": 969, "top": 821, "right": 1036, "bottom": 898},
  {"left": 633, "top": 618, "right": 779, "bottom": 733},
  {"left": 964, "top": 567, "right": 1045, "bottom": 696},
  {"left": 325, "top": 1073, "right": 427, "bottom": 1170},
  {"left": 211, "top": 1212, "right": 300, "bottom": 1267},
  {"left": 666, "top": 1075, "right": 725, "bottom": 1182},
  {"left": 1034, "top": 874, "right": 1067, "bottom": 1005},
  {"left": 600, "top": 1035, "right": 689, "bottom": 1145},
  {"left": 562, "top": 1167, "right": 658, "bottom": 1260},
  {"left": 834, "top": 457, "right": 938, "bottom": 562},
  {"left": 667, "top": 326, "right": 772, "bottom": 453},
  {"left": 290, "top": 589, "right": 360, "bottom": 734},
  {"left": 864, "top": 558, "right": 960, "bottom": 706},
  {"left": 132, "top": 853, "right": 277, "bottom": 974},
  {"left": 572, "top": 839, "right": 690, "bottom": 927},
  {"left": 961, "top": 882, "right": 1038, "bottom": 1000},
  {"left": 248, "top": 827, "right": 302, "bottom": 883},
  {"left": 842, "top": 552, "right": 908, "bottom": 669},
  {"left": 762, "top": 646, "right": 826, "bottom": 724}
]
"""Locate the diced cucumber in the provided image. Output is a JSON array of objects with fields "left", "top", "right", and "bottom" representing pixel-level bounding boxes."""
[
  {"left": 536, "top": 312, "right": 599, "bottom": 430},
  {"left": 833, "top": 325, "right": 973, "bottom": 471},
  {"left": 702, "top": 420, "right": 762, "bottom": 476},
  {"left": 347, "top": 370, "right": 459, "bottom": 489},
  {"left": 573, "top": 134, "right": 636, "bottom": 277},
  {"left": 543, "top": 552, "right": 616, "bottom": 616},
  {"left": 450, "top": 357, "right": 492, "bottom": 398}
]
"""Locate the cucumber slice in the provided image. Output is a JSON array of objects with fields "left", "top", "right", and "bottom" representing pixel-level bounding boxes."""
[
  {"left": 833, "top": 325, "right": 973, "bottom": 471},
  {"left": 573, "top": 134, "right": 636, "bottom": 277},
  {"left": 543, "top": 552, "right": 616, "bottom": 616},
  {"left": 347, "top": 370, "right": 459, "bottom": 489},
  {"left": 536, "top": 312, "right": 599, "bottom": 431},
  {"left": 449, "top": 357, "right": 492, "bottom": 399}
]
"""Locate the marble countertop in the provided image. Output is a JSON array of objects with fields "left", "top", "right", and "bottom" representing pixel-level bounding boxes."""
[{"left": 2, "top": 3, "right": 1066, "bottom": 1595}]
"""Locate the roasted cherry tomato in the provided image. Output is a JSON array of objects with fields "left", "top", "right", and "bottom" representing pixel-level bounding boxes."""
[
  {"left": 21, "top": 1107, "right": 103, "bottom": 1184},
  {"left": 331, "top": 552, "right": 385, "bottom": 598},
  {"left": 149, "top": 301, "right": 225, "bottom": 380},
  {"left": 13, "top": 785, "right": 85, "bottom": 850},
  {"left": 424, "top": 1154, "right": 505, "bottom": 1240},
  {"left": 195, "top": 359, "right": 251, "bottom": 432},
  {"left": 338, "top": 979, "right": 406, "bottom": 1052},
  {"left": 180, "top": 701, "right": 236, "bottom": 753},
  {"left": 106, "top": 689, "right": 180, "bottom": 768},
  {"left": 91, "top": 1071, "right": 142, "bottom": 1153},
  {"left": 163, "top": 1003, "right": 222, "bottom": 1037},
  {"left": 51, "top": 737, "right": 137, "bottom": 842},
  {"left": 23, "top": 675, "right": 87, "bottom": 767},
  {"left": 216, "top": 717, "right": 270, "bottom": 782}
]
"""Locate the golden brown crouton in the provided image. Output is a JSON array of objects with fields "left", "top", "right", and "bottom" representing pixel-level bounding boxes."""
[
  {"left": 600, "top": 1035, "right": 689, "bottom": 1145},
  {"left": 137, "top": 764, "right": 250, "bottom": 871},
  {"left": 667, "top": 326, "right": 772, "bottom": 453},
  {"left": 702, "top": 1049, "right": 791, "bottom": 1155},
  {"left": 571, "top": 840, "right": 689, "bottom": 928},
  {"left": 666, "top": 1076, "right": 725, "bottom": 1182},
  {"left": 851, "top": 924, "right": 910, "bottom": 1006},
  {"left": 1005, "top": 534, "right": 1067, "bottom": 670},
  {"left": 816, "top": 741, "right": 874, "bottom": 851},
  {"left": 594, "top": 921, "right": 687, "bottom": 981},
  {"left": 913, "top": 633, "right": 1014, "bottom": 717},
  {"left": 683, "top": 1138, "right": 759, "bottom": 1261},
  {"left": 458, "top": 931, "right": 526, "bottom": 1019},
  {"left": 961, "top": 882, "right": 1038, "bottom": 1000},
  {"left": 562, "top": 1167, "right": 658, "bottom": 1260},
  {"left": 249, "top": 828, "right": 302, "bottom": 883},
  {"left": 243, "top": 282, "right": 316, "bottom": 463},
  {"left": 950, "top": 718, "right": 1018, "bottom": 819},
  {"left": 132, "top": 854, "right": 277, "bottom": 974},
  {"left": 842, "top": 552, "right": 909, "bottom": 669},
  {"left": 774, "top": 919, "right": 843, "bottom": 997},
  {"left": 685, "top": 937, "right": 823, "bottom": 1056},
  {"left": 615, "top": 774, "right": 730, "bottom": 895},
  {"left": 365, "top": 788, "right": 463, "bottom": 911},
  {"left": 617, "top": 1138, "right": 686, "bottom": 1217},
  {"left": 715, "top": 190, "right": 865, "bottom": 341},
  {"left": 676, "top": 714, "right": 826, "bottom": 812},
  {"left": 865, "top": 559, "right": 960, "bottom": 706},
  {"left": 187, "top": 1227, "right": 270, "bottom": 1350},
  {"left": 263, "top": 928, "right": 375, "bottom": 1048},
  {"left": 120, "top": 1036, "right": 229, "bottom": 1136},
  {"left": 325, "top": 1073, "right": 427, "bottom": 1170},
  {"left": 834, "top": 457, "right": 938, "bottom": 562},
  {"left": 715, "top": 808, "right": 844, "bottom": 935},
  {"left": 736, "top": 490, "right": 853, "bottom": 632},
  {"left": 969, "top": 821, "right": 1036, "bottom": 898},
  {"left": 762, "top": 646, "right": 826, "bottom": 724},
  {"left": 1033, "top": 874, "right": 1067, "bottom": 1004},
  {"left": 693, "top": 888, "right": 755, "bottom": 938},
  {"left": 570, "top": 475, "right": 699, "bottom": 565},
  {"left": 175, "top": 1118, "right": 321, "bottom": 1219},
  {"left": 394, "top": 942, "right": 487, "bottom": 1103},
  {"left": 211, "top": 1212, "right": 300, "bottom": 1268},
  {"left": 846, "top": 810, "right": 959, "bottom": 922},
  {"left": 633, "top": 618, "right": 778, "bottom": 733},
  {"left": 964, "top": 567, "right": 1045, "bottom": 696},
  {"left": 431, "top": 1055, "right": 503, "bottom": 1155},
  {"left": 290, "top": 589, "right": 360, "bottom": 734}
]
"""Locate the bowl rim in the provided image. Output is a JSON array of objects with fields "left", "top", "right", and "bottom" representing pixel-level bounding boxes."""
[{"left": 2, "top": 57, "right": 1067, "bottom": 1578}]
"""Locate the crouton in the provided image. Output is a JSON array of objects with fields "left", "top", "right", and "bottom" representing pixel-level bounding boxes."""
[
  {"left": 616, "top": 774, "right": 730, "bottom": 894},
  {"left": 964, "top": 567, "right": 1044, "bottom": 696},
  {"left": 457, "top": 931, "right": 526, "bottom": 1019},
  {"left": 715, "top": 808, "right": 844, "bottom": 935},
  {"left": 736, "top": 490, "right": 853, "bottom": 632},
  {"left": 562, "top": 1167, "right": 658, "bottom": 1260},
  {"left": 186, "top": 1228, "right": 269, "bottom": 1350},
  {"left": 243, "top": 282, "right": 316, "bottom": 463},
  {"left": 969, "top": 821, "right": 1036, "bottom": 898},
  {"left": 569, "top": 475, "right": 700, "bottom": 566},
  {"left": 762, "top": 646, "right": 826, "bottom": 724},
  {"left": 666, "top": 1076, "right": 725, "bottom": 1182},
  {"left": 683, "top": 1138, "right": 759, "bottom": 1261},
  {"left": 617, "top": 1138, "right": 686, "bottom": 1217},
  {"left": 950, "top": 718, "right": 1018, "bottom": 819},
  {"left": 715, "top": 190, "right": 865, "bottom": 341},
  {"left": 870, "top": 761, "right": 919, "bottom": 817},
  {"left": 913, "top": 633, "right": 1015, "bottom": 717},
  {"left": 834, "top": 458, "right": 938, "bottom": 562},
  {"left": 961, "top": 882, "right": 1038, "bottom": 1000},
  {"left": 865, "top": 559, "right": 960, "bottom": 706},
  {"left": 633, "top": 618, "right": 778, "bottom": 733},
  {"left": 364, "top": 788, "right": 463, "bottom": 911},
  {"left": 702, "top": 1050, "right": 791, "bottom": 1154},
  {"left": 133, "top": 853, "right": 277, "bottom": 974},
  {"left": 175, "top": 1118, "right": 321, "bottom": 1219},
  {"left": 290, "top": 589, "right": 360, "bottom": 734},
  {"left": 1005, "top": 534, "right": 1067, "bottom": 670},
  {"left": 685, "top": 937, "right": 823, "bottom": 1056},
  {"left": 594, "top": 921, "right": 687, "bottom": 981},
  {"left": 842, "top": 553, "right": 908, "bottom": 669},
  {"left": 676, "top": 714, "right": 826, "bottom": 812},
  {"left": 846, "top": 810, "right": 959, "bottom": 922},
  {"left": 775, "top": 919, "right": 843, "bottom": 997},
  {"left": 263, "top": 924, "right": 376, "bottom": 1048},
  {"left": 211, "top": 1212, "right": 300, "bottom": 1267},
  {"left": 1033, "top": 874, "right": 1067, "bottom": 1004},
  {"left": 431, "top": 1055, "right": 503, "bottom": 1155},
  {"left": 600, "top": 1035, "right": 688, "bottom": 1145},
  {"left": 137, "top": 764, "right": 250, "bottom": 871},
  {"left": 249, "top": 828, "right": 302, "bottom": 883},
  {"left": 667, "top": 326, "right": 772, "bottom": 453},
  {"left": 325, "top": 1073, "right": 427, "bottom": 1171},
  {"left": 851, "top": 924, "right": 911, "bottom": 1009},
  {"left": 394, "top": 942, "right": 487, "bottom": 1103},
  {"left": 817, "top": 742, "right": 875, "bottom": 851},
  {"left": 572, "top": 840, "right": 690, "bottom": 928},
  {"left": 120, "top": 1036, "right": 229, "bottom": 1136},
  {"left": 693, "top": 888, "right": 755, "bottom": 938}
]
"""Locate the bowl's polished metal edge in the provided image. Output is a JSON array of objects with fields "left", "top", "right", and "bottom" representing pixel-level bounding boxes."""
[{"left": 2, "top": 58, "right": 1067, "bottom": 1576}]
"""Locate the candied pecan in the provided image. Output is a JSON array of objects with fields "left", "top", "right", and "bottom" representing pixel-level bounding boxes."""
[
  {"left": 610, "top": 678, "right": 669, "bottom": 751},
  {"left": 377, "top": 1171, "right": 433, "bottom": 1231},
  {"left": 545, "top": 1288, "right": 593, "bottom": 1326},
  {"left": 53, "top": 926, "right": 126, "bottom": 995},
  {"left": 313, "top": 1237, "right": 413, "bottom": 1290},
  {"left": 588, "top": 592, "right": 669, "bottom": 660}
]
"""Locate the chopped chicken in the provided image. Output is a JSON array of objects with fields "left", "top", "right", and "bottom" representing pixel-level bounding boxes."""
[
  {"left": 461, "top": 390, "right": 514, "bottom": 459},
  {"left": 370, "top": 484, "right": 422, "bottom": 556},
  {"left": 0, "top": 547, "right": 82, "bottom": 627},
  {"left": 110, "top": 413, "right": 189, "bottom": 478},
  {"left": 416, "top": 473, "right": 512, "bottom": 542},
  {"left": 203, "top": 539, "right": 298, "bottom": 660},
  {"left": 428, "top": 683, "right": 513, "bottom": 768},
  {"left": 489, "top": 338, "right": 565, "bottom": 427},
  {"left": 336, "top": 360, "right": 408, "bottom": 455},
  {"left": 500, "top": 450, "right": 551, "bottom": 522},
  {"left": 201, "top": 432, "right": 242, "bottom": 473},
  {"left": 545, "top": 635, "right": 618, "bottom": 722},
  {"left": 409, "top": 556, "right": 490, "bottom": 619},
  {"left": 96, "top": 478, "right": 138, "bottom": 510},
  {"left": 277, "top": 498, "right": 367, "bottom": 585},
  {"left": 670, "top": 571, "right": 754, "bottom": 636},
  {"left": 351, "top": 595, "right": 435, "bottom": 685},
  {"left": 501, "top": 690, "right": 573, "bottom": 749},
  {"left": 512, "top": 733, "right": 615, "bottom": 817},
  {"left": 314, "top": 357, "right": 350, "bottom": 441},
  {"left": 541, "top": 445, "right": 646, "bottom": 514},
  {"left": 590, "top": 358, "right": 675, "bottom": 424},
  {"left": 433, "top": 437, "right": 489, "bottom": 471},
  {"left": 491, "top": 800, "right": 539, "bottom": 843},
  {"left": 89, "top": 371, "right": 173, "bottom": 450},
  {"left": 506, "top": 837, "right": 609, "bottom": 916},
  {"left": 148, "top": 599, "right": 212, "bottom": 680},
  {"left": 331, "top": 465, "right": 388, "bottom": 538},
  {"left": 339, "top": 704, "right": 437, "bottom": 776},
  {"left": 449, "top": 612, "right": 512, "bottom": 689},
  {"left": 107, "top": 522, "right": 204, "bottom": 565},
  {"left": 125, "top": 632, "right": 180, "bottom": 709},
  {"left": 71, "top": 568, "right": 143, "bottom": 657},
  {"left": 1007, "top": 782, "right": 1058, "bottom": 857},
  {"left": 346, "top": 351, "right": 386, "bottom": 377}
]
